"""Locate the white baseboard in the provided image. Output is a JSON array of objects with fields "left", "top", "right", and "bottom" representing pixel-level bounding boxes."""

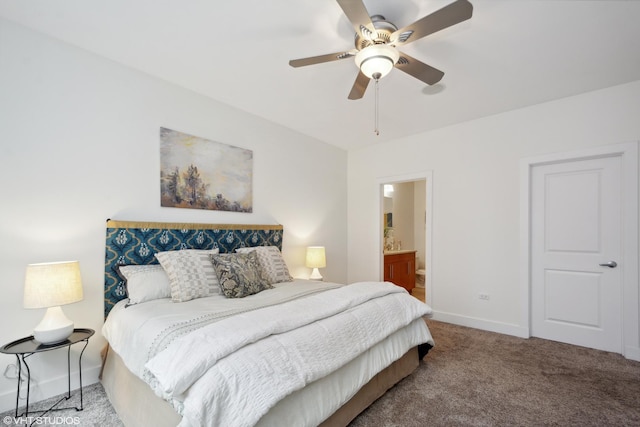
[
  {"left": 432, "top": 312, "right": 640, "bottom": 362},
  {"left": 624, "top": 346, "right": 640, "bottom": 362},
  {"left": 0, "top": 363, "right": 101, "bottom": 414},
  {"left": 431, "top": 311, "right": 530, "bottom": 339}
]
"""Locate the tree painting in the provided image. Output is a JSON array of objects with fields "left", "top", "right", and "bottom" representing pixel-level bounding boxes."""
[{"left": 160, "top": 127, "right": 253, "bottom": 212}]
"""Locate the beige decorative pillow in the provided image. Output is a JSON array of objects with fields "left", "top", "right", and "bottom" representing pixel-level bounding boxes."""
[
  {"left": 155, "top": 249, "right": 220, "bottom": 302},
  {"left": 236, "top": 246, "right": 292, "bottom": 284}
]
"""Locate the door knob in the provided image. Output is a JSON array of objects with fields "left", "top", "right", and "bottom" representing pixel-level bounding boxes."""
[{"left": 599, "top": 261, "right": 618, "bottom": 268}]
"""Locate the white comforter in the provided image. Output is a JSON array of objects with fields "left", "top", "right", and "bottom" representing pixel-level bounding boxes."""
[
  {"left": 142, "top": 281, "right": 432, "bottom": 427},
  {"left": 103, "top": 280, "right": 433, "bottom": 427}
]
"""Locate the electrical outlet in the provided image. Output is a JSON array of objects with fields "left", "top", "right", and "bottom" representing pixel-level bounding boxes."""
[{"left": 478, "top": 293, "right": 490, "bottom": 301}]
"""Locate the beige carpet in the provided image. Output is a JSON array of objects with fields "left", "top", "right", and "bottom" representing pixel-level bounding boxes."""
[{"left": 350, "top": 319, "right": 640, "bottom": 426}]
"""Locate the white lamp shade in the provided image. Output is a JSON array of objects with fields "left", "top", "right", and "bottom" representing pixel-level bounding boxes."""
[
  {"left": 355, "top": 44, "right": 400, "bottom": 79},
  {"left": 305, "top": 247, "right": 326, "bottom": 268},
  {"left": 24, "top": 261, "right": 83, "bottom": 309}
]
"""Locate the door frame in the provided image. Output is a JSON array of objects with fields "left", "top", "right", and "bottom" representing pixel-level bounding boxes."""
[
  {"left": 520, "top": 141, "right": 639, "bottom": 360},
  {"left": 377, "top": 171, "right": 433, "bottom": 304}
]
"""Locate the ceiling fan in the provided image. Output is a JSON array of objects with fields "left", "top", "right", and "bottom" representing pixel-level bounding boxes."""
[{"left": 289, "top": 0, "right": 473, "bottom": 100}]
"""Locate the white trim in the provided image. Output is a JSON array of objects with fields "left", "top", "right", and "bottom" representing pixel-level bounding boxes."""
[
  {"left": 626, "top": 346, "right": 640, "bottom": 362},
  {"left": 377, "top": 171, "right": 434, "bottom": 305},
  {"left": 520, "top": 141, "right": 639, "bottom": 360},
  {"left": 431, "top": 311, "right": 529, "bottom": 338}
]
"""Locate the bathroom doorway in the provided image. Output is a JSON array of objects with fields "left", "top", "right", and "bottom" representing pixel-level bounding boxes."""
[{"left": 379, "top": 172, "right": 433, "bottom": 304}]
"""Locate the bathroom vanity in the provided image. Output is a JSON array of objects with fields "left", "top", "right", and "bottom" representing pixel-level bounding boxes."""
[{"left": 383, "top": 250, "right": 416, "bottom": 294}]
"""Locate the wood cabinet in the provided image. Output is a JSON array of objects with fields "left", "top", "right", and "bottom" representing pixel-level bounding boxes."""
[{"left": 383, "top": 251, "right": 416, "bottom": 294}]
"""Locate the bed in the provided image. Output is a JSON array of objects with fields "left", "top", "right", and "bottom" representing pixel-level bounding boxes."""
[{"left": 100, "top": 220, "right": 434, "bottom": 427}]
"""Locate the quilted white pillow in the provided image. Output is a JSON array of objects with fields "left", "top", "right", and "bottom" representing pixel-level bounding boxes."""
[
  {"left": 155, "top": 249, "right": 220, "bottom": 302},
  {"left": 236, "top": 246, "right": 292, "bottom": 284},
  {"left": 118, "top": 264, "right": 171, "bottom": 304}
]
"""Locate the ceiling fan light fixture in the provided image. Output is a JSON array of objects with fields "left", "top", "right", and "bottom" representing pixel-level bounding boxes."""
[{"left": 355, "top": 44, "right": 399, "bottom": 79}]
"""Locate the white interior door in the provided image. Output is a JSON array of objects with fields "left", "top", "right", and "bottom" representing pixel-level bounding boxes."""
[{"left": 531, "top": 155, "right": 622, "bottom": 353}]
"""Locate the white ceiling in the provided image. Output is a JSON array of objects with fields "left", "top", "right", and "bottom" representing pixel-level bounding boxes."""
[{"left": 1, "top": 1, "right": 640, "bottom": 150}]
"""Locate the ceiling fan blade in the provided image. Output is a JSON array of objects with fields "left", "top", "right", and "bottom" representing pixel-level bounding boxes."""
[
  {"left": 394, "top": 52, "right": 445, "bottom": 85},
  {"left": 348, "top": 71, "right": 370, "bottom": 100},
  {"left": 289, "top": 51, "right": 356, "bottom": 68},
  {"left": 336, "top": 0, "right": 375, "bottom": 39},
  {"left": 390, "top": 0, "right": 473, "bottom": 46}
]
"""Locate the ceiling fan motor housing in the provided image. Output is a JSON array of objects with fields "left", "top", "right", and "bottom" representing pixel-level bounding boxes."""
[
  {"left": 353, "top": 15, "right": 401, "bottom": 79},
  {"left": 354, "top": 15, "right": 398, "bottom": 49}
]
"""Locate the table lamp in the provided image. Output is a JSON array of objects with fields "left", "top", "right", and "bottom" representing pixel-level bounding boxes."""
[
  {"left": 305, "top": 246, "right": 326, "bottom": 281},
  {"left": 23, "top": 261, "right": 83, "bottom": 344}
]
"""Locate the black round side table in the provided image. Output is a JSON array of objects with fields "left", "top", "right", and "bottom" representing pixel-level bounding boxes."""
[{"left": 0, "top": 328, "right": 94, "bottom": 423}]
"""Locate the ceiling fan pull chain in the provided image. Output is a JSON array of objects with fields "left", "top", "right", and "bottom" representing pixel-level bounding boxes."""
[{"left": 373, "top": 72, "right": 381, "bottom": 135}]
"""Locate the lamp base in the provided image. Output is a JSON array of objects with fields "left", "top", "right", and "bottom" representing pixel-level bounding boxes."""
[
  {"left": 33, "top": 306, "right": 74, "bottom": 344},
  {"left": 309, "top": 267, "right": 323, "bottom": 281}
]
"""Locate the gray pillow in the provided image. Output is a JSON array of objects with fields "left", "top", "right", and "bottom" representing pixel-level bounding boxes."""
[
  {"left": 236, "top": 246, "right": 293, "bottom": 284},
  {"left": 210, "top": 251, "right": 273, "bottom": 298},
  {"left": 155, "top": 249, "right": 220, "bottom": 302}
]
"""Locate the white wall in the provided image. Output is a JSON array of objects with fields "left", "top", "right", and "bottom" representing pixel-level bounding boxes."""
[
  {"left": 391, "top": 181, "right": 415, "bottom": 251},
  {"left": 0, "top": 19, "right": 347, "bottom": 411},
  {"left": 348, "top": 80, "right": 640, "bottom": 335}
]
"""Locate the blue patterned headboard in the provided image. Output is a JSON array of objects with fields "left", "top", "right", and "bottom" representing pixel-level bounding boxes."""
[{"left": 104, "top": 219, "right": 284, "bottom": 318}]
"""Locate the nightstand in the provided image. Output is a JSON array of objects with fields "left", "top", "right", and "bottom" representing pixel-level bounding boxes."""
[{"left": 0, "top": 328, "right": 94, "bottom": 421}]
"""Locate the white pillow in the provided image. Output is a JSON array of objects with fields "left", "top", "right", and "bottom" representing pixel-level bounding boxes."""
[
  {"left": 118, "top": 264, "right": 171, "bottom": 304},
  {"left": 155, "top": 249, "right": 220, "bottom": 302},
  {"left": 236, "top": 246, "right": 292, "bottom": 284}
]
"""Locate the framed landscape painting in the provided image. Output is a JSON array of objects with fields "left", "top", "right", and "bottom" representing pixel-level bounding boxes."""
[{"left": 160, "top": 127, "right": 253, "bottom": 212}]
